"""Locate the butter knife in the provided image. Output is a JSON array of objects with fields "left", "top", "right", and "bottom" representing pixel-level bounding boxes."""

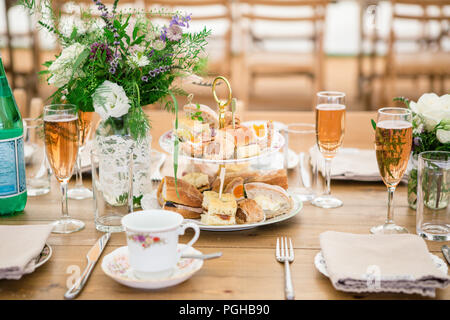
[
  {"left": 64, "top": 232, "right": 111, "bottom": 299},
  {"left": 442, "top": 245, "right": 450, "bottom": 265}
]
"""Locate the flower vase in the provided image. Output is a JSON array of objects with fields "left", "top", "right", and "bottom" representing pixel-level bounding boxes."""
[
  {"left": 95, "top": 117, "right": 152, "bottom": 208},
  {"left": 407, "top": 154, "right": 418, "bottom": 210}
]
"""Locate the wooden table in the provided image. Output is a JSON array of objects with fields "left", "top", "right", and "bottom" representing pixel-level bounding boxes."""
[{"left": 1, "top": 111, "right": 449, "bottom": 300}]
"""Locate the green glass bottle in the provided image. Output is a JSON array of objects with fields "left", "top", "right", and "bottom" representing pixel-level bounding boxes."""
[{"left": 0, "top": 53, "right": 27, "bottom": 215}]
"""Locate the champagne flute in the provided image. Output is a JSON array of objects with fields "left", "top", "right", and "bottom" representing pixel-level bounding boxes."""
[
  {"left": 311, "top": 91, "right": 346, "bottom": 209},
  {"left": 68, "top": 110, "right": 94, "bottom": 199},
  {"left": 44, "top": 104, "right": 84, "bottom": 234},
  {"left": 371, "top": 107, "right": 412, "bottom": 234}
]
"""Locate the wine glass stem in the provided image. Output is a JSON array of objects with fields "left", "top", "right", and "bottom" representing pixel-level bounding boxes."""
[
  {"left": 74, "top": 147, "right": 84, "bottom": 187},
  {"left": 324, "top": 158, "right": 332, "bottom": 196},
  {"left": 61, "top": 181, "right": 69, "bottom": 219},
  {"left": 386, "top": 186, "right": 396, "bottom": 224}
]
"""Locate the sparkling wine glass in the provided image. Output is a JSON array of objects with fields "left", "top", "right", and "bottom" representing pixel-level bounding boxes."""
[
  {"left": 371, "top": 107, "right": 412, "bottom": 234},
  {"left": 68, "top": 110, "right": 94, "bottom": 199},
  {"left": 44, "top": 104, "right": 84, "bottom": 233},
  {"left": 311, "top": 91, "right": 346, "bottom": 209}
]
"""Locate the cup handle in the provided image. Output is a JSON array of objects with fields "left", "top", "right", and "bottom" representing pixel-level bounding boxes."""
[{"left": 177, "top": 222, "right": 200, "bottom": 258}]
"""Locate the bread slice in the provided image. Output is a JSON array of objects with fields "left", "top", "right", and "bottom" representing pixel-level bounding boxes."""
[
  {"left": 162, "top": 203, "right": 202, "bottom": 219},
  {"left": 182, "top": 172, "right": 210, "bottom": 191},
  {"left": 157, "top": 176, "right": 203, "bottom": 208},
  {"left": 248, "top": 169, "right": 288, "bottom": 190},
  {"left": 200, "top": 213, "right": 236, "bottom": 225},
  {"left": 236, "top": 199, "right": 264, "bottom": 224},
  {"left": 244, "top": 182, "right": 293, "bottom": 219},
  {"left": 236, "top": 143, "right": 260, "bottom": 158}
]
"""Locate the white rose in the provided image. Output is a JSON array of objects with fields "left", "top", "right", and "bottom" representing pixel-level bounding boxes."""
[
  {"left": 127, "top": 52, "right": 150, "bottom": 68},
  {"left": 48, "top": 43, "right": 88, "bottom": 87},
  {"left": 93, "top": 81, "right": 131, "bottom": 120},
  {"left": 410, "top": 93, "right": 450, "bottom": 131},
  {"left": 437, "top": 129, "right": 450, "bottom": 144}
]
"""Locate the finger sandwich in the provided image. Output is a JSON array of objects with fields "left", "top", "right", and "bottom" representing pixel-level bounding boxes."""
[{"left": 201, "top": 191, "right": 237, "bottom": 225}]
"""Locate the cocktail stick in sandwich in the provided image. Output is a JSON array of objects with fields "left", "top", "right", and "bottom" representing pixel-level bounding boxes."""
[
  {"left": 244, "top": 182, "right": 293, "bottom": 219},
  {"left": 236, "top": 199, "right": 265, "bottom": 224},
  {"left": 224, "top": 111, "right": 241, "bottom": 127},
  {"left": 157, "top": 176, "right": 203, "bottom": 219},
  {"left": 201, "top": 191, "right": 237, "bottom": 225},
  {"left": 183, "top": 103, "right": 219, "bottom": 127},
  {"left": 223, "top": 177, "right": 245, "bottom": 201},
  {"left": 182, "top": 172, "right": 210, "bottom": 192}
]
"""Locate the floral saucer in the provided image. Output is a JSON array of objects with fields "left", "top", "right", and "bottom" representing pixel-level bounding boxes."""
[
  {"left": 35, "top": 243, "right": 52, "bottom": 269},
  {"left": 101, "top": 244, "right": 203, "bottom": 289}
]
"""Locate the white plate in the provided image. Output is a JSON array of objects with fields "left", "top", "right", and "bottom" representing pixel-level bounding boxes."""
[
  {"left": 158, "top": 130, "right": 285, "bottom": 165},
  {"left": 101, "top": 244, "right": 203, "bottom": 290},
  {"left": 186, "top": 193, "right": 303, "bottom": 232},
  {"left": 35, "top": 243, "right": 52, "bottom": 269},
  {"left": 314, "top": 251, "right": 448, "bottom": 278},
  {"left": 250, "top": 149, "right": 298, "bottom": 171}
]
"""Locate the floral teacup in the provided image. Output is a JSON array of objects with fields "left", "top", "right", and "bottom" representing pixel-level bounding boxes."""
[{"left": 121, "top": 210, "right": 200, "bottom": 279}]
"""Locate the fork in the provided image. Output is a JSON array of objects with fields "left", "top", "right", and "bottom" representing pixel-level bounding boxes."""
[{"left": 276, "top": 237, "right": 295, "bottom": 300}]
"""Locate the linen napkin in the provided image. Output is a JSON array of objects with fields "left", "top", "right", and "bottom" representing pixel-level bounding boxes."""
[
  {"left": 310, "top": 147, "right": 381, "bottom": 181},
  {"left": 0, "top": 224, "right": 53, "bottom": 280},
  {"left": 319, "top": 231, "right": 450, "bottom": 297}
]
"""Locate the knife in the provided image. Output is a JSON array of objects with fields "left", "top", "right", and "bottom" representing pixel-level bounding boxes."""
[
  {"left": 64, "top": 232, "right": 111, "bottom": 299},
  {"left": 181, "top": 252, "right": 222, "bottom": 260},
  {"left": 299, "top": 152, "right": 311, "bottom": 188},
  {"left": 442, "top": 245, "right": 450, "bottom": 265}
]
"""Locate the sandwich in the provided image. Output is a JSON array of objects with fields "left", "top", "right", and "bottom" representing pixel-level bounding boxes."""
[
  {"left": 244, "top": 182, "right": 293, "bottom": 219},
  {"left": 236, "top": 199, "right": 264, "bottom": 224},
  {"left": 211, "top": 169, "right": 288, "bottom": 191},
  {"left": 223, "top": 177, "right": 245, "bottom": 201},
  {"left": 201, "top": 191, "right": 237, "bottom": 225},
  {"left": 225, "top": 125, "right": 260, "bottom": 159},
  {"left": 175, "top": 116, "right": 212, "bottom": 143},
  {"left": 182, "top": 172, "right": 210, "bottom": 192},
  {"left": 202, "top": 129, "right": 235, "bottom": 160},
  {"left": 224, "top": 111, "right": 241, "bottom": 128},
  {"left": 157, "top": 176, "right": 203, "bottom": 219},
  {"left": 183, "top": 103, "right": 219, "bottom": 127},
  {"left": 251, "top": 120, "right": 275, "bottom": 150}
]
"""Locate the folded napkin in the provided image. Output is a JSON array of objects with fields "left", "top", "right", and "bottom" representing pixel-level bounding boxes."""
[
  {"left": 0, "top": 224, "right": 53, "bottom": 280},
  {"left": 320, "top": 231, "right": 450, "bottom": 297},
  {"left": 310, "top": 147, "right": 381, "bottom": 181}
]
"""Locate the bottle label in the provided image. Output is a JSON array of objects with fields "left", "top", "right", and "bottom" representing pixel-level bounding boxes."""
[{"left": 0, "top": 136, "right": 26, "bottom": 198}]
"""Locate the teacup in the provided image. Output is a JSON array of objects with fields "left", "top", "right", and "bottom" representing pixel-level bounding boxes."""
[{"left": 121, "top": 210, "right": 200, "bottom": 279}]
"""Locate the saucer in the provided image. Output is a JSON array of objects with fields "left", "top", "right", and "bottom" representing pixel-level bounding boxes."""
[
  {"left": 101, "top": 244, "right": 204, "bottom": 289},
  {"left": 35, "top": 243, "right": 52, "bottom": 269}
]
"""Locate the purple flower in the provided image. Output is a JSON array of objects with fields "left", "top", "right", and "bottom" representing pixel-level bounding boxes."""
[
  {"left": 166, "top": 25, "right": 182, "bottom": 41},
  {"left": 137, "top": 235, "right": 146, "bottom": 242},
  {"left": 89, "top": 42, "right": 113, "bottom": 61},
  {"left": 141, "top": 76, "right": 148, "bottom": 82},
  {"left": 109, "top": 66, "right": 116, "bottom": 74}
]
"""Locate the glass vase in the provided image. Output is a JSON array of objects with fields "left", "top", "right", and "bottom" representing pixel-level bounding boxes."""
[{"left": 94, "top": 116, "right": 152, "bottom": 208}]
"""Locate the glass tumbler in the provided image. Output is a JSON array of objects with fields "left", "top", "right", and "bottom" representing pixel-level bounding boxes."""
[
  {"left": 283, "top": 123, "right": 317, "bottom": 201},
  {"left": 23, "top": 118, "right": 51, "bottom": 196},
  {"left": 416, "top": 151, "right": 450, "bottom": 241},
  {"left": 91, "top": 148, "right": 134, "bottom": 233}
]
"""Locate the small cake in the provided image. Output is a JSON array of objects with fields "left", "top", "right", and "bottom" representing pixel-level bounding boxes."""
[{"left": 182, "top": 172, "right": 210, "bottom": 192}]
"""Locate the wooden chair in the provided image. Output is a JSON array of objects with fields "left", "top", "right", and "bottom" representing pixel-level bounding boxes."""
[
  {"left": 384, "top": 0, "right": 450, "bottom": 104},
  {"left": 1, "top": 0, "right": 40, "bottom": 96},
  {"left": 238, "top": 0, "right": 328, "bottom": 108},
  {"left": 144, "top": 0, "right": 233, "bottom": 77}
]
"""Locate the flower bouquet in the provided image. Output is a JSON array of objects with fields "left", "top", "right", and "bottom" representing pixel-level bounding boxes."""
[
  {"left": 395, "top": 93, "right": 450, "bottom": 209},
  {"left": 21, "top": 0, "right": 210, "bottom": 206}
]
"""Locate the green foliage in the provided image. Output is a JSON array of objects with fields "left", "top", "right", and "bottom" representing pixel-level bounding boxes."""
[{"left": 21, "top": 0, "right": 210, "bottom": 140}]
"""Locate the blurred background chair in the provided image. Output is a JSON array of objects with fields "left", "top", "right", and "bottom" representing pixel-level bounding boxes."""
[
  {"left": 1, "top": 0, "right": 40, "bottom": 100},
  {"left": 384, "top": 0, "right": 450, "bottom": 104},
  {"left": 238, "top": 0, "right": 328, "bottom": 110},
  {"left": 145, "top": 0, "right": 233, "bottom": 78}
]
